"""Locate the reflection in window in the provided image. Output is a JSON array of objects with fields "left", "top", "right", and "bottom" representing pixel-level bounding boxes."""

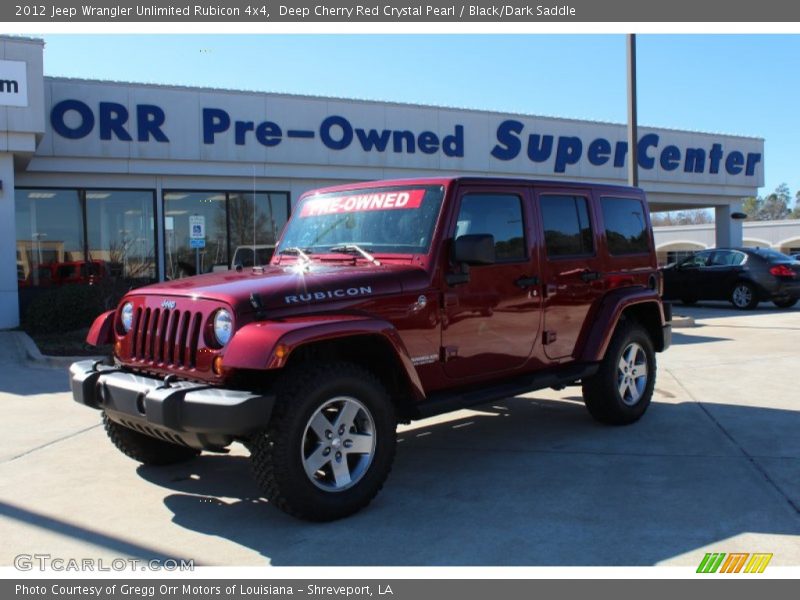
[
  {"left": 456, "top": 193, "right": 526, "bottom": 260},
  {"left": 164, "top": 192, "right": 229, "bottom": 278},
  {"left": 86, "top": 190, "right": 156, "bottom": 281},
  {"left": 540, "top": 195, "right": 593, "bottom": 256},
  {"left": 164, "top": 191, "right": 290, "bottom": 278},
  {"left": 228, "top": 193, "right": 289, "bottom": 267},
  {"left": 15, "top": 189, "right": 84, "bottom": 287},
  {"left": 601, "top": 197, "right": 649, "bottom": 255}
]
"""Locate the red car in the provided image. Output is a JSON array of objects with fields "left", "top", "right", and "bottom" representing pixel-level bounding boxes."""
[{"left": 71, "top": 177, "right": 671, "bottom": 520}]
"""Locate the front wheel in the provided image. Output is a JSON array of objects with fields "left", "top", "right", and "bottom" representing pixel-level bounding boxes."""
[
  {"left": 582, "top": 320, "right": 656, "bottom": 425},
  {"left": 731, "top": 281, "right": 759, "bottom": 310},
  {"left": 249, "top": 362, "right": 396, "bottom": 521}
]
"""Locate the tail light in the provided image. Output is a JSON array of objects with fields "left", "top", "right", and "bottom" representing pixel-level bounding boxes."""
[{"left": 769, "top": 265, "right": 795, "bottom": 278}]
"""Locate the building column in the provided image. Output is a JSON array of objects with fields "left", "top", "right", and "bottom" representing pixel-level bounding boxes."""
[
  {"left": 714, "top": 201, "right": 744, "bottom": 248},
  {"left": 0, "top": 153, "right": 19, "bottom": 329}
]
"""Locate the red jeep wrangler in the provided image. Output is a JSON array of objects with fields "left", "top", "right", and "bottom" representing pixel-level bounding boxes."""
[{"left": 70, "top": 177, "right": 671, "bottom": 521}]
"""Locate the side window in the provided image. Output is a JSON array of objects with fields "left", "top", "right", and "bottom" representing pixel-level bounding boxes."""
[
  {"left": 539, "top": 195, "right": 593, "bottom": 257},
  {"left": 681, "top": 252, "right": 710, "bottom": 267},
  {"left": 456, "top": 193, "right": 526, "bottom": 261},
  {"left": 601, "top": 197, "right": 649, "bottom": 255}
]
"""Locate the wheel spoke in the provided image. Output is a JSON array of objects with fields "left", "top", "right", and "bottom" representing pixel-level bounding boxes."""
[
  {"left": 632, "top": 364, "right": 647, "bottom": 378},
  {"left": 308, "top": 412, "right": 333, "bottom": 440},
  {"left": 618, "top": 355, "right": 628, "bottom": 373},
  {"left": 618, "top": 378, "right": 629, "bottom": 399},
  {"left": 627, "top": 380, "right": 640, "bottom": 402},
  {"left": 345, "top": 433, "right": 373, "bottom": 455},
  {"left": 331, "top": 456, "right": 352, "bottom": 488},
  {"left": 303, "top": 444, "right": 330, "bottom": 477},
  {"left": 335, "top": 401, "right": 361, "bottom": 432}
]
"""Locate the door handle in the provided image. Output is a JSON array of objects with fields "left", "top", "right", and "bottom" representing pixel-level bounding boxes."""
[
  {"left": 580, "top": 271, "right": 602, "bottom": 282},
  {"left": 515, "top": 276, "right": 540, "bottom": 288}
]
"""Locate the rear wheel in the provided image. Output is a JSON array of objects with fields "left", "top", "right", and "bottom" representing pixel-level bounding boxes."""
[
  {"left": 773, "top": 297, "right": 798, "bottom": 309},
  {"left": 731, "top": 281, "right": 759, "bottom": 310},
  {"left": 582, "top": 320, "right": 656, "bottom": 425},
  {"left": 102, "top": 413, "right": 199, "bottom": 465},
  {"left": 249, "top": 362, "right": 396, "bottom": 521}
]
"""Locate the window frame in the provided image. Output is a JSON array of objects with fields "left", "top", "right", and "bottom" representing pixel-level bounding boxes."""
[{"left": 15, "top": 186, "right": 159, "bottom": 284}]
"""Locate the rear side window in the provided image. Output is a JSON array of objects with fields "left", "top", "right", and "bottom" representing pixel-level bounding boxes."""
[
  {"left": 601, "top": 197, "right": 649, "bottom": 255},
  {"left": 456, "top": 193, "right": 526, "bottom": 261},
  {"left": 539, "top": 195, "right": 593, "bottom": 257}
]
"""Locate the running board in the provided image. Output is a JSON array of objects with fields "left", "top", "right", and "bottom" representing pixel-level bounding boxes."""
[{"left": 415, "top": 363, "right": 599, "bottom": 419}]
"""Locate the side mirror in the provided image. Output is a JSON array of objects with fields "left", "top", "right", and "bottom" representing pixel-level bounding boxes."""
[{"left": 453, "top": 234, "right": 495, "bottom": 266}]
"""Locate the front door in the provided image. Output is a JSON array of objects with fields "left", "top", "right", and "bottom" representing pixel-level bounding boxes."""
[{"left": 441, "top": 186, "right": 541, "bottom": 380}]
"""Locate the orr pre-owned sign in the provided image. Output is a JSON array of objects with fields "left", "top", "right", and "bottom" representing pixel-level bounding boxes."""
[
  {"left": 42, "top": 83, "right": 764, "bottom": 185},
  {"left": 0, "top": 59, "right": 28, "bottom": 107}
]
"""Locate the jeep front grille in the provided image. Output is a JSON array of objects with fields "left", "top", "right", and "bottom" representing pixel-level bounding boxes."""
[{"left": 130, "top": 307, "right": 203, "bottom": 368}]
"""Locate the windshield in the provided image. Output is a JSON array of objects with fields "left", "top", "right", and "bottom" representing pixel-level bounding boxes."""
[{"left": 277, "top": 185, "right": 445, "bottom": 255}]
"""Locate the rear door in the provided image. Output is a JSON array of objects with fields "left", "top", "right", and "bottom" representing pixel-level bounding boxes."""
[
  {"left": 441, "top": 184, "right": 541, "bottom": 380},
  {"left": 536, "top": 189, "right": 605, "bottom": 360}
]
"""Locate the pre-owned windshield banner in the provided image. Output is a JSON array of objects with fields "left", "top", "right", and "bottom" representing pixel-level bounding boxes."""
[{"left": 5, "top": 0, "right": 800, "bottom": 22}]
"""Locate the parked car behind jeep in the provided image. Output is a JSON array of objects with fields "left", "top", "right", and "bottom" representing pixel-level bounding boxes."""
[
  {"left": 662, "top": 247, "right": 800, "bottom": 309},
  {"left": 70, "top": 177, "right": 671, "bottom": 521}
]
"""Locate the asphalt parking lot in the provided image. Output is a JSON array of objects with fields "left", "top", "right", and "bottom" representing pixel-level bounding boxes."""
[{"left": 1, "top": 303, "right": 799, "bottom": 567}]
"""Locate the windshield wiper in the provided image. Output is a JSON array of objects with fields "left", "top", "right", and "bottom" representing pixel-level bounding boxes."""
[
  {"left": 328, "top": 244, "right": 381, "bottom": 266},
  {"left": 278, "top": 246, "right": 312, "bottom": 266}
]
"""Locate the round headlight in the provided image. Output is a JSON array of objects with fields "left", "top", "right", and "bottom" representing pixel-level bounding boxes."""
[
  {"left": 120, "top": 302, "right": 134, "bottom": 332},
  {"left": 213, "top": 309, "right": 233, "bottom": 346}
]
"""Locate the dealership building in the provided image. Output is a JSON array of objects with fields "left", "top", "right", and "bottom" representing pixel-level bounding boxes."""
[{"left": 1, "top": 36, "right": 767, "bottom": 329}]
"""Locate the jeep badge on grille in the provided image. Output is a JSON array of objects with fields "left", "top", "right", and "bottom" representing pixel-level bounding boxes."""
[{"left": 161, "top": 300, "right": 176, "bottom": 310}]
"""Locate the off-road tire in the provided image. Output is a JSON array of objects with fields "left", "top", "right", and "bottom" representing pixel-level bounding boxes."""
[
  {"left": 248, "top": 362, "right": 397, "bottom": 522},
  {"left": 773, "top": 297, "right": 798, "bottom": 309},
  {"left": 582, "top": 319, "right": 656, "bottom": 425},
  {"left": 730, "top": 281, "right": 759, "bottom": 310},
  {"left": 102, "top": 413, "right": 200, "bottom": 465}
]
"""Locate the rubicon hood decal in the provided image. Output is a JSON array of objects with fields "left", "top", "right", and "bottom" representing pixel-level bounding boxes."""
[{"left": 284, "top": 286, "right": 373, "bottom": 304}]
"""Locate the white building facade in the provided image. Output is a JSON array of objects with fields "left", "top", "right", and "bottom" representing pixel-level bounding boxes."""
[{"left": 2, "top": 36, "right": 766, "bottom": 328}]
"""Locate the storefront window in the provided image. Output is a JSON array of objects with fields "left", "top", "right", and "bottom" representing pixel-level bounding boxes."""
[
  {"left": 164, "top": 192, "right": 228, "bottom": 278},
  {"left": 15, "top": 189, "right": 84, "bottom": 288},
  {"left": 86, "top": 190, "right": 156, "bottom": 282},
  {"left": 165, "top": 191, "right": 290, "bottom": 277},
  {"left": 228, "top": 192, "right": 290, "bottom": 267}
]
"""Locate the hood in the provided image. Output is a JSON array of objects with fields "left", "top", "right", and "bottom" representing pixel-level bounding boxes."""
[{"left": 128, "top": 263, "right": 427, "bottom": 313}]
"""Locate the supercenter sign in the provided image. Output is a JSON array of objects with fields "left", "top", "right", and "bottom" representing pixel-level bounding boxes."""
[{"left": 41, "top": 82, "right": 764, "bottom": 186}]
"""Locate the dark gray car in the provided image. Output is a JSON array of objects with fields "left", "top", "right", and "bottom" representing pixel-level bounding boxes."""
[{"left": 662, "top": 247, "right": 800, "bottom": 309}]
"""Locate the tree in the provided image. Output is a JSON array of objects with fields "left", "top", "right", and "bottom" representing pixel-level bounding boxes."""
[
  {"left": 792, "top": 191, "right": 800, "bottom": 219},
  {"left": 650, "top": 209, "right": 713, "bottom": 226},
  {"left": 742, "top": 196, "right": 762, "bottom": 219},
  {"left": 760, "top": 183, "right": 791, "bottom": 220}
]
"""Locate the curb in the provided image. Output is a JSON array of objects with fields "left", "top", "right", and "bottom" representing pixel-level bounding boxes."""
[
  {"left": 13, "top": 331, "right": 104, "bottom": 368},
  {"left": 670, "top": 315, "right": 696, "bottom": 328}
]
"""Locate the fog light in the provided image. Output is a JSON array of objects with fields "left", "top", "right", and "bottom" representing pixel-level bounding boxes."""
[{"left": 212, "top": 355, "right": 224, "bottom": 375}]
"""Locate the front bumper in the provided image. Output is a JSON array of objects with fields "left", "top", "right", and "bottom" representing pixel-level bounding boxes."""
[{"left": 69, "top": 360, "right": 274, "bottom": 450}]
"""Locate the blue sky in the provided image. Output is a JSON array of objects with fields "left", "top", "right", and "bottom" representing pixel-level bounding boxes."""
[{"left": 40, "top": 34, "right": 800, "bottom": 202}]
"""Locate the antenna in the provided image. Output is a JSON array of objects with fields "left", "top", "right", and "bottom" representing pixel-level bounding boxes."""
[{"left": 252, "top": 165, "right": 257, "bottom": 264}]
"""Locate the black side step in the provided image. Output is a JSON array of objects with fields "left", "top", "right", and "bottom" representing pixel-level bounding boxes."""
[{"left": 415, "top": 363, "right": 598, "bottom": 419}]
